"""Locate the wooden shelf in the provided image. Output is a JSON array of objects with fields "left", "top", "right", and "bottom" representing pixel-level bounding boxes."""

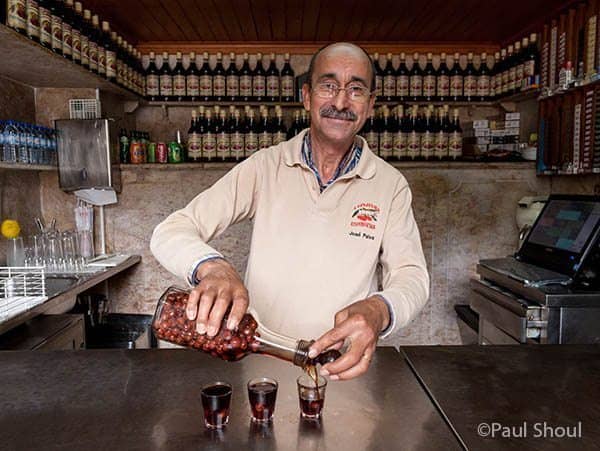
[
  {"left": 0, "top": 163, "right": 56, "bottom": 171},
  {"left": 0, "top": 24, "right": 139, "bottom": 100}
]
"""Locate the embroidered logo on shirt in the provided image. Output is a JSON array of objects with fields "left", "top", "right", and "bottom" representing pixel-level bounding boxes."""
[{"left": 349, "top": 203, "right": 380, "bottom": 240}]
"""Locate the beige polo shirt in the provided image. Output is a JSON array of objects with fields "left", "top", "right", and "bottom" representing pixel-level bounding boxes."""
[{"left": 150, "top": 130, "right": 429, "bottom": 340}]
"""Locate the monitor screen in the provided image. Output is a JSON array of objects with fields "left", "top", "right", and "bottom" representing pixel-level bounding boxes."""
[{"left": 527, "top": 199, "right": 600, "bottom": 253}]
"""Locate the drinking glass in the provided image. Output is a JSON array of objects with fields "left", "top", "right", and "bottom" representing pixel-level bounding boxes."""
[
  {"left": 201, "top": 382, "right": 233, "bottom": 429},
  {"left": 45, "top": 233, "right": 64, "bottom": 272},
  {"left": 6, "top": 237, "right": 25, "bottom": 267},
  {"left": 297, "top": 374, "right": 327, "bottom": 419},
  {"left": 78, "top": 230, "right": 94, "bottom": 261},
  {"left": 61, "top": 231, "right": 77, "bottom": 271},
  {"left": 247, "top": 377, "right": 278, "bottom": 423}
]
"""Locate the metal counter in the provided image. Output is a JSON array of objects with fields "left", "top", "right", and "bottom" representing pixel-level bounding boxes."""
[
  {"left": 0, "top": 255, "right": 141, "bottom": 335},
  {"left": 0, "top": 347, "right": 460, "bottom": 450},
  {"left": 402, "top": 345, "right": 600, "bottom": 450}
]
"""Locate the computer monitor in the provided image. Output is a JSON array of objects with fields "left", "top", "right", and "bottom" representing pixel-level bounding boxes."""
[{"left": 517, "top": 194, "right": 600, "bottom": 277}]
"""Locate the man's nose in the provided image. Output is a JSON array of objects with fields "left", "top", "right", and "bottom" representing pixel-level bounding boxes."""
[{"left": 333, "top": 88, "right": 351, "bottom": 111}]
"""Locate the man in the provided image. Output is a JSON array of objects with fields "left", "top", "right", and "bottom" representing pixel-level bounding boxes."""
[{"left": 150, "top": 43, "right": 429, "bottom": 380}]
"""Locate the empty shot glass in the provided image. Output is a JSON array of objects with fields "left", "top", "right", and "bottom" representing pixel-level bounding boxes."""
[
  {"left": 297, "top": 374, "right": 327, "bottom": 419},
  {"left": 247, "top": 377, "right": 278, "bottom": 422},
  {"left": 201, "top": 381, "right": 233, "bottom": 429}
]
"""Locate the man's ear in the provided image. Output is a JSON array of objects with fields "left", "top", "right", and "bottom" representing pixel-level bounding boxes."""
[{"left": 302, "top": 83, "right": 311, "bottom": 111}]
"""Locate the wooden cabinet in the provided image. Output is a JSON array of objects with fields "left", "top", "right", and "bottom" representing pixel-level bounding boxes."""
[{"left": 0, "top": 314, "right": 85, "bottom": 351}]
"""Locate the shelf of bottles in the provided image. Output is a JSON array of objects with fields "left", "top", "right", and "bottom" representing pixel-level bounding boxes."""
[
  {"left": 0, "top": 120, "right": 58, "bottom": 168},
  {"left": 3, "top": 0, "right": 144, "bottom": 97}
]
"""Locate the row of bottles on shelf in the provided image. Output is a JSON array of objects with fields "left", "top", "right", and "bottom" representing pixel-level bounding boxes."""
[
  {"left": 0, "top": 120, "right": 57, "bottom": 166},
  {"left": 371, "top": 35, "right": 539, "bottom": 103},
  {"left": 146, "top": 52, "right": 296, "bottom": 103},
  {"left": 119, "top": 107, "right": 310, "bottom": 164},
  {"left": 361, "top": 105, "right": 463, "bottom": 160},
  {"left": 3, "top": 0, "right": 145, "bottom": 95}
]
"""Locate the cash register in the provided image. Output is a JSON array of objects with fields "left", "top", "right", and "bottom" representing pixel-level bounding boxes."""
[{"left": 470, "top": 194, "right": 600, "bottom": 344}]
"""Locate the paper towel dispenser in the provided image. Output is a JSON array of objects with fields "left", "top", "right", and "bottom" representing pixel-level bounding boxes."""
[{"left": 55, "top": 119, "right": 121, "bottom": 193}]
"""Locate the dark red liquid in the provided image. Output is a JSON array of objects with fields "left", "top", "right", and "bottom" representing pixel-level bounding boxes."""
[
  {"left": 299, "top": 397, "right": 324, "bottom": 417},
  {"left": 201, "top": 384, "right": 232, "bottom": 428},
  {"left": 248, "top": 381, "right": 277, "bottom": 421}
]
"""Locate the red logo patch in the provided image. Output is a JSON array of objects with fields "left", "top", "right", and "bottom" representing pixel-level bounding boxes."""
[{"left": 350, "top": 203, "right": 380, "bottom": 230}]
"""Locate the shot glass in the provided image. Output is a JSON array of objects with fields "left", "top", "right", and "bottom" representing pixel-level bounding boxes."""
[
  {"left": 297, "top": 374, "right": 327, "bottom": 419},
  {"left": 201, "top": 381, "right": 232, "bottom": 429},
  {"left": 247, "top": 377, "right": 278, "bottom": 423}
]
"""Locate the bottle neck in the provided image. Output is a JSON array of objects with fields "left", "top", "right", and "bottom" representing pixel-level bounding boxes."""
[{"left": 253, "top": 321, "right": 312, "bottom": 368}]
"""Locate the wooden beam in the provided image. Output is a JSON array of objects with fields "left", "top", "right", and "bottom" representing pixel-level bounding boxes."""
[{"left": 137, "top": 41, "right": 500, "bottom": 55}]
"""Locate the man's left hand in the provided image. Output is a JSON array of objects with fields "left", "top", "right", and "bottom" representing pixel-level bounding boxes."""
[{"left": 308, "top": 296, "right": 390, "bottom": 380}]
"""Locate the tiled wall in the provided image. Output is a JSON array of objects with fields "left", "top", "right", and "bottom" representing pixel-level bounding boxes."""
[
  {"left": 0, "top": 77, "right": 40, "bottom": 264},
  {"left": 38, "top": 163, "right": 599, "bottom": 345}
]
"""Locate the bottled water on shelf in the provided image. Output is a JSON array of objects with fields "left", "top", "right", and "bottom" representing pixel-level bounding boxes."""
[{"left": 0, "top": 120, "right": 57, "bottom": 166}]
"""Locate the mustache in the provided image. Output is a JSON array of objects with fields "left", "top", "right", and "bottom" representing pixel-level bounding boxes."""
[{"left": 319, "top": 106, "right": 357, "bottom": 122}]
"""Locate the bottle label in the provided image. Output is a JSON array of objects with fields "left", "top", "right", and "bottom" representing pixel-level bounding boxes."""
[
  {"left": 71, "top": 28, "right": 81, "bottom": 60},
  {"left": 366, "top": 132, "right": 378, "bottom": 153},
  {"left": 26, "top": 0, "right": 40, "bottom": 39},
  {"left": 214, "top": 75, "right": 226, "bottom": 96},
  {"left": 437, "top": 75, "right": 450, "bottom": 97},
  {"left": 267, "top": 75, "right": 279, "bottom": 97},
  {"left": 39, "top": 6, "right": 51, "bottom": 45},
  {"left": 508, "top": 67, "right": 516, "bottom": 90},
  {"left": 273, "top": 131, "right": 286, "bottom": 145},
  {"left": 240, "top": 75, "right": 252, "bottom": 96},
  {"left": 409, "top": 75, "right": 423, "bottom": 96},
  {"left": 393, "top": 132, "right": 408, "bottom": 159},
  {"left": 7, "top": 0, "right": 27, "bottom": 31},
  {"left": 80, "top": 34, "right": 89, "bottom": 65},
  {"left": 200, "top": 75, "right": 212, "bottom": 96},
  {"left": 245, "top": 132, "right": 258, "bottom": 155},
  {"left": 408, "top": 132, "right": 421, "bottom": 158},
  {"left": 187, "top": 75, "right": 200, "bottom": 96},
  {"left": 379, "top": 131, "right": 393, "bottom": 158},
  {"left": 383, "top": 76, "right": 396, "bottom": 97},
  {"left": 173, "top": 74, "right": 186, "bottom": 96},
  {"left": 88, "top": 41, "right": 98, "bottom": 70},
  {"left": 51, "top": 15, "right": 62, "bottom": 50},
  {"left": 421, "top": 132, "right": 434, "bottom": 158},
  {"left": 98, "top": 48, "right": 106, "bottom": 74},
  {"left": 449, "top": 132, "right": 462, "bottom": 158},
  {"left": 396, "top": 75, "right": 409, "bottom": 96},
  {"left": 62, "top": 22, "right": 72, "bottom": 56},
  {"left": 464, "top": 75, "right": 477, "bottom": 96},
  {"left": 423, "top": 75, "right": 436, "bottom": 97},
  {"left": 515, "top": 64, "right": 524, "bottom": 87},
  {"left": 217, "top": 133, "right": 230, "bottom": 158},
  {"left": 434, "top": 132, "right": 449, "bottom": 159},
  {"left": 375, "top": 76, "right": 383, "bottom": 96},
  {"left": 281, "top": 75, "right": 294, "bottom": 97},
  {"left": 450, "top": 75, "right": 463, "bottom": 96},
  {"left": 477, "top": 75, "right": 490, "bottom": 97},
  {"left": 203, "top": 133, "right": 216, "bottom": 160},
  {"left": 524, "top": 60, "right": 536, "bottom": 78},
  {"left": 226, "top": 75, "right": 239, "bottom": 96},
  {"left": 160, "top": 75, "right": 173, "bottom": 95},
  {"left": 106, "top": 50, "right": 117, "bottom": 78},
  {"left": 116, "top": 59, "right": 123, "bottom": 84},
  {"left": 231, "top": 132, "right": 244, "bottom": 159},
  {"left": 253, "top": 76, "right": 266, "bottom": 96},
  {"left": 259, "top": 132, "right": 272, "bottom": 149}
]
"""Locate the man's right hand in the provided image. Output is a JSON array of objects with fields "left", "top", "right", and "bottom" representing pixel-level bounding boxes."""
[{"left": 186, "top": 259, "right": 249, "bottom": 337}]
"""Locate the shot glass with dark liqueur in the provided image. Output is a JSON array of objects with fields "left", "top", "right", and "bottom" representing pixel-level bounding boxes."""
[
  {"left": 247, "top": 377, "right": 278, "bottom": 422},
  {"left": 201, "top": 381, "right": 232, "bottom": 429},
  {"left": 297, "top": 374, "right": 327, "bottom": 419}
]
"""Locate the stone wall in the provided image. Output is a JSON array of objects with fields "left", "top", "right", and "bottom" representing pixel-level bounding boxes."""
[{"left": 38, "top": 161, "right": 599, "bottom": 345}]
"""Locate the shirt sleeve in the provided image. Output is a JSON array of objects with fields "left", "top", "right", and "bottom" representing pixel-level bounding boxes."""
[
  {"left": 371, "top": 177, "right": 430, "bottom": 337},
  {"left": 150, "top": 153, "right": 262, "bottom": 281}
]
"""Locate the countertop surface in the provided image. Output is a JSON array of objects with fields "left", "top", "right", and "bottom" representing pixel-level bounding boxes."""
[
  {"left": 403, "top": 345, "right": 600, "bottom": 450},
  {"left": 0, "top": 347, "right": 460, "bottom": 451},
  {"left": 0, "top": 255, "right": 141, "bottom": 335}
]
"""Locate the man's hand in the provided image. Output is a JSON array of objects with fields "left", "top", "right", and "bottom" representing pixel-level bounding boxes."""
[
  {"left": 308, "top": 296, "right": 390, "bottom": 380},
  {"left": 186, "top": 259, "right": 249, "bottom": 337}
]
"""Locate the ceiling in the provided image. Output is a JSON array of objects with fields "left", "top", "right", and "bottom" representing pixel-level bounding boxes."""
[{"left": 84, "top": 0, "right": 578, "bottom": 46}]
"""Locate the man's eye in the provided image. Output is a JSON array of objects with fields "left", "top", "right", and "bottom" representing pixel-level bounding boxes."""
[
  {"left": 348, "top": 86, "right": 366, "bottom": 93},
  {"left": 321, "top": 83, "right": 338, "bottom": 90}
]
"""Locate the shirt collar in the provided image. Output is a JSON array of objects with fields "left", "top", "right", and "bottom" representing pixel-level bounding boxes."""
[{"left": 282, "top": 129, "right": 377, "bottom": 180}]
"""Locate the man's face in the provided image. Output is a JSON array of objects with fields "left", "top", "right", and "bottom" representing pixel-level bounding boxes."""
[{"left": 302, "top": 47, "right": 375, "bottom": 146}]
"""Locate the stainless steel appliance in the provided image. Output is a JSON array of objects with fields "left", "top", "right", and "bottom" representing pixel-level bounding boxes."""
[
  {"left": 471, "top": 194, "right": 600, "bottom": 344},
  {"left": 54, "top": 119, "right": 121, "bottom": 193}
]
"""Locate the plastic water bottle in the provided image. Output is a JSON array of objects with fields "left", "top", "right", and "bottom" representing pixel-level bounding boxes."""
[
  {"left": 16, "top": 122, "right": 29, "bottom": 164},
  {"left": 0, "top": 121, "right": 5, "bottom": 162},
  {"left": 4, "top": 121, "right": 18, "bottom": 163}
]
